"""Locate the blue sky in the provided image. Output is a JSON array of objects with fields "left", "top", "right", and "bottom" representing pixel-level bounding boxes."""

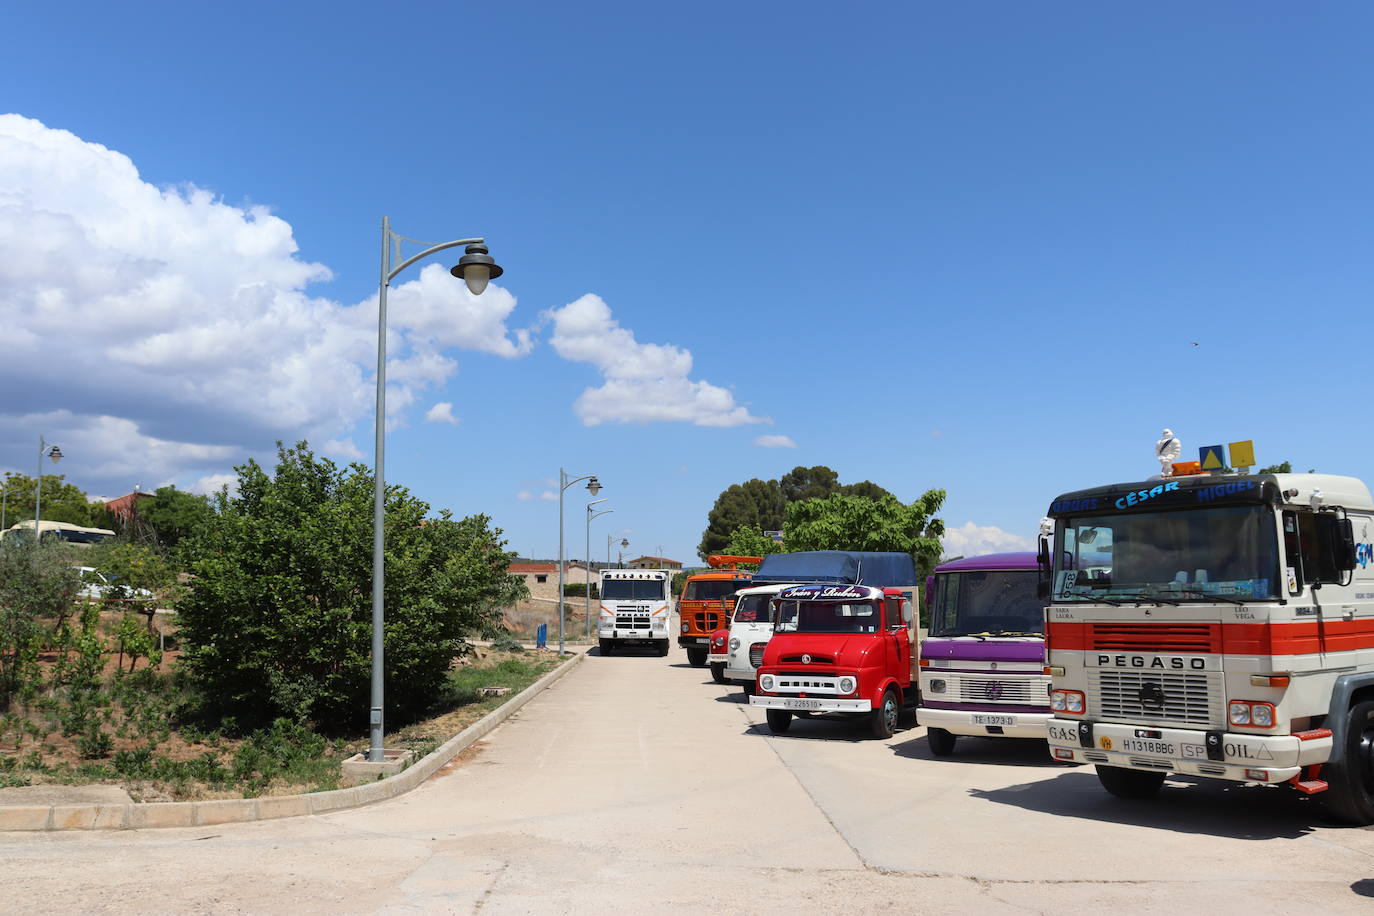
[{"left": 3, "top": 2, "right": 1371, "bottom": 564}]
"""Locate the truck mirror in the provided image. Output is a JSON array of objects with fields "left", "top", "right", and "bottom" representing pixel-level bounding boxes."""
[
  {"left": 1337, "top": 517, "right": 1357, "bottom": 572},
  {"left": 903, "top": 599, "right": 914, "bottom": 625},
  {"left": 1037, "top": 537, "right": 1052, "bottom": 600}
]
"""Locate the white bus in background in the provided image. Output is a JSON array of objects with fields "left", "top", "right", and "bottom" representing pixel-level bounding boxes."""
[
  {"left": 2, "top": 520, "right": 115, "bottom": 545},
  {"left": 598, "top": 568, "right": 672, "bottom": 656}
]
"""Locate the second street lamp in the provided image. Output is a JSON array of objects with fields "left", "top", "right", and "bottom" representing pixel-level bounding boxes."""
[
  {"left": 33, "top": 437, "right": 62, "bottom": 544},
  {"left": 368, "top": 217, "right": 503, "bottom": 764},
  {"left": 556, "top": 469, "right": 601, "bottom": 656},
  {"left": 585, "top": 500, "right": 613, "bottom": 638}
]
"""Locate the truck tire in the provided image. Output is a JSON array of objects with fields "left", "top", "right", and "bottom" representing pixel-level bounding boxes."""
[
  {"left": 1321, "top": 699, "right": 1374, "bottom": 826},
  {"left": 1095, "top": 765, "right": 1165, "bottom": 799},
  {"left": 741, "top": 680, "right": 756, "bottom": 697},
  {"left": 598, "top": 639, "right": 614, "bottom": 656},
  {"left": 766, "top": 709, "right": 792, "bottom": 734},
  {"left": 710, "top": 665, "right": 726, "bottom": 684},
  {"left": 686, "top": 647, "right": 708, "bottom": 667},
  {"left": 869, "top": 688, "right": 899, "bottom": 740},
  {"left": 927, "top": 727, "right": 957, "bottom": 756}
]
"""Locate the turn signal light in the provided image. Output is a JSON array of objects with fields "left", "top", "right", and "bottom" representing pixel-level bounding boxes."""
[
  {"left": 1249, "top": 675, "right": 1290, "bottom": 688},
  {"left": 1044, "top": 665, "right": 1065, "bottom": 677}
]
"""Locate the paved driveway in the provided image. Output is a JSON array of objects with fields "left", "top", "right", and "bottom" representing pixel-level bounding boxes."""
[{"left": 5, "top": 647, "right": 1373, "bottom": 913}]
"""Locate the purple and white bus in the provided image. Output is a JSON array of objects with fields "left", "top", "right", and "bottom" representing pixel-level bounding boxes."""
[{"left": 917, "top": 552, "right": 1049, "bottom": 755}]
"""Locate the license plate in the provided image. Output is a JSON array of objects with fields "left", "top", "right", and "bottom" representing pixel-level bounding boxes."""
[
  {"left": 972, "top": 715, "right": 1015, "bottom": 726},
  {"left": 1120, "top": 738, "right": 1176, "bottom": 756},
  {"left": 694, "top": 638, "right": 710, "bottom": 645},
  {"left": 783, "top": 699, "right": 822, "bottom": 710}
]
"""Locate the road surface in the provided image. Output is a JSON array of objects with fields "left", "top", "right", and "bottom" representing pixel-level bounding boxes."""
[{"left": 5, "top": 647, "right": 1374, "bottom": 913}]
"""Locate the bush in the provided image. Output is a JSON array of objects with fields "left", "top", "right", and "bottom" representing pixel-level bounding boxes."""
[
  {"left": 176, "top": 442, "right": 530, "bottom": 731},
  {"left": 489, "top": 633, "right": 525, "bottom": 653}
]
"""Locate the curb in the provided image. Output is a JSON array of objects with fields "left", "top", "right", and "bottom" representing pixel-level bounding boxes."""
[{"left": 0, "top": 649, "right": 587, "bottom": 832}]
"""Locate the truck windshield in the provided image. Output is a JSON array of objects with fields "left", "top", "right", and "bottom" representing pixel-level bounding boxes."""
[
  {"left": 774, "top": 600, "right": 880, "bottom": 634},
  {"left": 1054, "top": 505, "right": 1279, "bottom": 601},
  {"left": 601, "top": 579, "right": 667, "bottom": 601},
  {"left": 683, "top": 579, "right": 746, "bottom": 601},
  {"left": 732, "top": 594, "right": 772, "bottom": 623},
  {"left": 930, "top": 570, "right": 1042, "bottom": 637}
]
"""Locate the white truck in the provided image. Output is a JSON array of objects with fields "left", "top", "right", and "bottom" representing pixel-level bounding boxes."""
[
  {"left": 721, "top": 583, "right": 795, "bottom": 694},
  {"left": 598, "top": 568, "right": 672, "bottom": 656},
  {"left": 1042, "top": 471, "right": 1374, "bottom": 823}
]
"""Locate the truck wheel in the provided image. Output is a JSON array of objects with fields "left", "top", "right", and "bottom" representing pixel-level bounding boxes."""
[
  {"left": 766, "top": 709, "right": 792, "bottom": 734},
  {"left": 710, "top": 665, "right": 726, "bottom": 684},
  {"left": 869, "top": 688, "right": 899, "bottom": 740},
  {"left": 686, "top": 647, "right": 708, "bottom": 667},
  {"left": 927, "top": 727, "right": 957, "bottom": 756},
  {"left": 598, "top": 639, "right": 613, "bottom": 656},
  {"left": 1321, "top": 700, "right": 1374, "bottom": 826},
  {"left": 1095, "top": 765, "right": 1166, "bottom": 799}
]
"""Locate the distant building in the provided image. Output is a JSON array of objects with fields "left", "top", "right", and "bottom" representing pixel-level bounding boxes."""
[
  {"left": 510, "top": 562, "right": 557, "bottom": 585},
  {"left": 628, "top": 555, "right": 682, "bottom": 571},
  {"left": 103, "top": 490, "right": 154, "bottom": 522}
]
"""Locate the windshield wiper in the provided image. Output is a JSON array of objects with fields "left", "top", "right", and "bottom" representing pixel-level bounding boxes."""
[
  {"left": 1107, "top": 592, "right": 1181, "bottom": 606},
  {"left": 1170, "top": 589, "right": 1247, "bottom": 605},
  {"left": 938, "top": 632, "right": 988, "bottom": 640}
]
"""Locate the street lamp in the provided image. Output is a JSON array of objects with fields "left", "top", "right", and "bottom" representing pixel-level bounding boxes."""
[
  {"left": 33, "top": 437, "right": 62, "bottom": 544},
  {"left": 557, "top": 469, "right": 601, "bottom": 655},
  {"left": 368, "top": 216, "right": 503, "bottom": 764},
  {"left": 585, "top": 499, "right": 613, "bottom": 637}
]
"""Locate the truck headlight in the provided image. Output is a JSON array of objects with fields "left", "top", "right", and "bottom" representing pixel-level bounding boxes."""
[
  {"left": 929, "top": 678, "right": 946, "bottom": 694},
  {"left": 729, "top": 637, "right": 739, "bottom": 650},
  {"left": 713, "top": 635, "right": 726, "bottom": 648},
  {"left": 837, "top": 676, "right": 856, "bottom": 694},
  {"left": 760, "top": 675, "right": 775, "bottom": 691},
  {"left": 1051, "top": 689, "right": 1085, "bottom": 715},
  {"left": 1228, "top": 702, "right": 1251, "bottom": 726},
  {"left": 1228, "top": 700, "right": 1277, "bottom": 728},
  {"left": 681, "top": 622, "right": 689, "bottom": 634}
]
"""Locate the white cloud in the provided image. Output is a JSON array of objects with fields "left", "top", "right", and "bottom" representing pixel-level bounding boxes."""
[
  {"left": 538, "top": 491, "right": 558, "bottom": 502},
  {"left": 189, "top": 473, "right": 239, "bottom": 497},
  {"left": 754, "top": 434, "right": 796, "bottom": 449},
  {"left": 424, "top": 402, "right": 459, "bottom": 426},
  {"left": 0, "top": 115, "right": 533, "bottom": 494},
  {"left": 941, "top": 521, "right": 1036, "bottom": 559},
  {"left": 515, "top": 490, "right": 534, "bottom": 501},
  {"left": 322, "top": 438, "right": 365, "bottom": 461},
  {"left": 545, "top": 294, "right": 766, "bottom": 427}
]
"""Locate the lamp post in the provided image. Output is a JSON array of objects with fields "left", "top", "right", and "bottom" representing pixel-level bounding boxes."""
[
  {"left": 585, "top": 500, "right": 613, "bottom": 637},
  {"left": 557, "top": 469, "right": 601, "bottom": 655},
  {"left": 368, "top": 216, "right": 503, "bottom": 764},
  {"left": 33, "top": 437, "right": 63, "bottom": 544},
  {"left": 618, "top": 537, "right": 629, "bottom": 567}
]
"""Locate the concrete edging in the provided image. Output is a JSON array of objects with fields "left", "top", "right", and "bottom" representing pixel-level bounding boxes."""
[{"left": 0, "top": 649, "right": 586, "bottom": 832}]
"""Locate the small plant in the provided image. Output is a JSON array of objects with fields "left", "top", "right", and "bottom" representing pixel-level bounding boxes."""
[{"left": 490, "top": 633, "right": 525, "bottom": 653}]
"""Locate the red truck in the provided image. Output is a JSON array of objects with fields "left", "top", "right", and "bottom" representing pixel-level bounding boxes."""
[{"left": 747, "top": 550, "right": 919, "bottom": 739}]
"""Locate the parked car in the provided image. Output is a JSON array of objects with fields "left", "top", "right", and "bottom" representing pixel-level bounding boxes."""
[{"left": 74, "top": 566, "right": 153, "bottom": 601}]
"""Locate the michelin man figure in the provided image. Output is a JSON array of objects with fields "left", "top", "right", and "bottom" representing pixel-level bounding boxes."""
[{"left": 1155, "top": 429, "right": 1181, "bottom": 477}]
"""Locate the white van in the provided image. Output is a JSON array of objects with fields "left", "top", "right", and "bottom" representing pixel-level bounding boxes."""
[{"left": 722, "top": 583, "right": 797, "bottom": 693}]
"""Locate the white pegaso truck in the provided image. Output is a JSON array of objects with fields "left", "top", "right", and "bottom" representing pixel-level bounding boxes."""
[
  {"left": 1042, "top": 471, "right": 1374, "bottom": 824},
  {"left": 598, "top": 568, "right": 672, "bottom": 656}
]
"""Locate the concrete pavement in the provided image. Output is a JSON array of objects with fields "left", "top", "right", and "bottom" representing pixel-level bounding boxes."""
[{"left": 4, "top": 644, "right": 1374, "bottom": 913}]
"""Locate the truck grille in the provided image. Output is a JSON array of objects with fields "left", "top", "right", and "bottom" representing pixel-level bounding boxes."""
[
  {"left": 948, "top": 675, "right": 1045, "bottom": 706},
  {"left": 748, "top": 644, "right": 766, "bottom": 668},
  {"left": 772, "top": 673, "right": 842, "bottom": 695},
  {"left": 1091, "top": 670, "right": 1222, "bottom": 728},
  {"left": 692, "top": 611, "right": 724, "bottom": 631},
  {"left": 1091, "top": 623, "right": 1220, "bottom": 654},
  {"left": 615, "top": 615, "right": 650, "bottom": 630}
]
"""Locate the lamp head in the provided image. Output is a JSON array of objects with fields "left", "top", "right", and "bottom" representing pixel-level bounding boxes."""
[
  {"left": 47, "top": 446, "right": 63, "bottom": 463},
  {"left": 620, "top": 538, "right": 629, "bottom": 548},
  {"left": 450, "top": 243, "right": 503, "bottom": 296},
  {"left": 585, "top": 477, "right": 602, "bottom": 496}
]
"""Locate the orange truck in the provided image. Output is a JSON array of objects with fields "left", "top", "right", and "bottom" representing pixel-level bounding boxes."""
[{"left": 678, "top": 555, "right": 761, "bottom": 667}]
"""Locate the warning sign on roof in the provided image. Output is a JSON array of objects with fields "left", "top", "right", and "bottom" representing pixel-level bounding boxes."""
[{"left": 1199, "top": 445, "right": 1225, "bottom": 470}]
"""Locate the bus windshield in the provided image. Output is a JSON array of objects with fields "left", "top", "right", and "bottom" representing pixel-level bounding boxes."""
[
  {"left": 601, "top": 578, "right": 667, "bottom": 601},
  {"left": 930, "top": 570, "right": 1042, "bottom": 637},
  {"left": 1055, "top": 505, "right": 1279, "bottom": 601},
  {"left": 774, "top": 600, "right": 880, "bottom": 634}
]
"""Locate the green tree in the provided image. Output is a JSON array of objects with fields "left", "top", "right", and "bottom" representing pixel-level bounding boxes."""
[
  {"left": 138, "top": 486, "right": 215, "bottom": 550},
  {"left": 697, "top": 478, "right": 786, "bottom": 559},
  {"left": 0, "top": 536, "right": 81, "bottom": 708},
  {"left": 783, "top": 489, "right": 947, "bottom": 580},
  {"left": 0, "top": 472, "right": 94, "bottom": 528},
  {"left": 1258, "top": 461, "right": 1293, "bottom": 474},
  {"left": 837, "top": 480, "right": 897, "bottom": 501},
  {"left": 778, "top": 466, "right": 840, "bottom": 503},
  {"left": 721, "top": 526, "right": 786, "bottom": 568},
  {"left": 175, "top": 442, "right": 528, "bottom": 731}
]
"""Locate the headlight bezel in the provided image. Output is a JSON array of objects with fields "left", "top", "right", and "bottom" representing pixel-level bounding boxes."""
[{"left": 759, "top": 674, "right": 775, "bottom": 691}]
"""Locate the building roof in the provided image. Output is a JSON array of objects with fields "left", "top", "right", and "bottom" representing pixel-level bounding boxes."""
[
  {"left": 510, "top": 562, "right": 557, "bottom": 574},
  {"left": 629, "top": 555, "right": 679, "bottom": 565},
  {"left": 103, "top": 490, "right": 154, "bottom": 521}
]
